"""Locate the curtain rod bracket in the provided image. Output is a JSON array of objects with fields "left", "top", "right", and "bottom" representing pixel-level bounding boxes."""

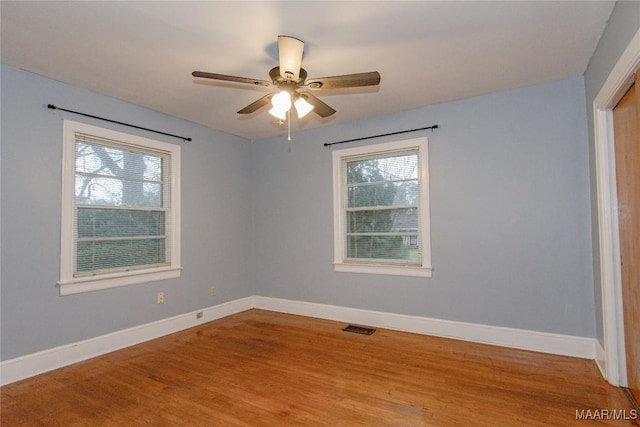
[
  {"left": 47, "top": 104, "right": 192, "bottom": 142},
  {"left": 324, "top": 125, "right": 438, "bottom": 147}
]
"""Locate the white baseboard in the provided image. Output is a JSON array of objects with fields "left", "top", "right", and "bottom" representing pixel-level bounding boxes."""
[
  {"left": 1, "top": 295, "right": 597, "bottom": 386},
  {"left": 254, "top": 296, "right": 596, "bottom": 360},
  {"left": 595, "top": 339, "right": 607, "bottom": 380},
  {"left": 0, "top": 297, "right": 254, "bottom": 386}
]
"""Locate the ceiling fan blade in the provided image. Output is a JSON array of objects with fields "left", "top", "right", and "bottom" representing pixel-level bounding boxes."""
[
  {"left": 278, "top": 35, "right": 304, "bottom": 81},
  {"left": 192, "top": 71, "right": 271, "bottom": 87},
  {"left": 300, "top": 93, "right": 336, "bottom": 118},
  {"left": 237, "top": 94, "right": 273, "bottom": 114},
  {"left": 305, "top": 71, "right": 381, "bottom": 90}
]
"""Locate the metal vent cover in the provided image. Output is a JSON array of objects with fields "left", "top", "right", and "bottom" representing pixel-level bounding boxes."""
[{"left": 343, "top": 325, "right": 376, "bottom": 335}]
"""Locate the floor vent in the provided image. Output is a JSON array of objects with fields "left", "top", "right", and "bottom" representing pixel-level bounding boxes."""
[{"left": 343, "top": 325, "right": 376, "bottom": 335}]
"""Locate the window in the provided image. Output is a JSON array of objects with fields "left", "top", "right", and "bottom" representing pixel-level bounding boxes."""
[
  {"left": 59, "top": 120, "right": 181, "bottom": 295},
  {"left": 332, "top": 137, "right": 432, "bottom": 277}
]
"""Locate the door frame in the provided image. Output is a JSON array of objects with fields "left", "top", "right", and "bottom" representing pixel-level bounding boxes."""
[{"left": 594, "top": 28, "right": 640, "bottom": 386}]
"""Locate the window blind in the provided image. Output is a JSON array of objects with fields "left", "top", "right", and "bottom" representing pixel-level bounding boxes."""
[
  {"left": 344, "top": 149, "right": 421, "bottom": 265},
  {"left": 73, "top": 133, "right": 172, "bottom": 276}
]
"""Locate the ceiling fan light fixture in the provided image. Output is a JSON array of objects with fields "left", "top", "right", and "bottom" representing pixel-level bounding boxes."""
[
  {"left": 271, "top": 90, "right": 292, "bottom": 111},
  {"left": 294, "top": 96, "right": 314, "bottom": 118},
  {"left": 268, "top": 106, "right": 287, "bottom": 120},
  {"left": 269, "top": 90, "right": 293, "bottom": 119}
]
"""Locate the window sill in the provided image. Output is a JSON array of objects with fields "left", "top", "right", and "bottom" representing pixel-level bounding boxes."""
[
  {"left": 334, "top": 262, "right": 432, "bottom": 278},
  {"left": 58, "top": 266, "right": 182, "bottom": 296}
]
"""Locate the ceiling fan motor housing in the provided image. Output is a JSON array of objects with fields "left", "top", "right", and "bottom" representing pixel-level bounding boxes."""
[{"left": 269, "top": 66, "right": 307, "bottom": 87}]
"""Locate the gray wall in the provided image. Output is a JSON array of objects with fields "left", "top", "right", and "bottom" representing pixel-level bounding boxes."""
[
  {"left": 1, "top": 55, "right": 604, "bottom": 361},
  {"left": 1, "top": 65, "right": 254, "bottom": 360},
  {"left": 584, "top": 0, "right": 640, "bottom": 345},
  {"left": 252, "top": 77, "right": 595, "bottom": 337}
]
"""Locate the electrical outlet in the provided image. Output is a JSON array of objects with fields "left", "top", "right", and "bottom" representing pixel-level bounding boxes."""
[
  {"left": 211, "top": 286, "right": 216, "bottom": 297},
  {"left": 196, "top": 312, "right": 203, "bottom": 319},
  {"left": 157, "top": 292, "right": 164, "bottom": 304}
]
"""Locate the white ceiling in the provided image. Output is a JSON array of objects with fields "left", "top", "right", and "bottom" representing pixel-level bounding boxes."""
[{"left": 1, "top": 1, "right": 614, "bottom": 141}]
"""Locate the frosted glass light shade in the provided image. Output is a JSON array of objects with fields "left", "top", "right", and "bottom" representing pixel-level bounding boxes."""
[
  {"left": 272, "top": 91, "right": 291, "bottom": 111},
  {"left": 269, "top": 106, "right": 287, "bottom": 120},
  {"left": 294, "top": 97, "right": 314, "bottom": 118}
]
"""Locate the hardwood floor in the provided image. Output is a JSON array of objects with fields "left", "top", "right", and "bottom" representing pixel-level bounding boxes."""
[{"left": 1, "top": 309, "right": 637, "bottom": 426}]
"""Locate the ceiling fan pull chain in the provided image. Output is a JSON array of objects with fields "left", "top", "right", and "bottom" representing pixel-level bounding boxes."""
[{"left": 287, "top": 109, "right": 292, "bottom": 141}]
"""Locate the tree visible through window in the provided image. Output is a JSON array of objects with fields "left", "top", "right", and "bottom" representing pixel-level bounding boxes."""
[
  {"left": 346, "top": 152, "right": 419, "bottom": 262},
  {"left": 333, "top": 137, "right": 432, "bottom": 277},
  {"left": 74, "top": 137, "right": 169, "bottom": 275}
]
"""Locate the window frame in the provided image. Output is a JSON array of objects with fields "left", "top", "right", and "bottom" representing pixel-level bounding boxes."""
[
  {"left": 332, "top": 137, "right": 432, "bottom": 277},
  {"left": 59, "top": 120, "right": 181, "bottom": 295}
]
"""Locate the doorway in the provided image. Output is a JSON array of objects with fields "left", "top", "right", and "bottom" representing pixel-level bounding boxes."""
[{"left": 593, "top": 28, "right": 640, "bottom": 389}]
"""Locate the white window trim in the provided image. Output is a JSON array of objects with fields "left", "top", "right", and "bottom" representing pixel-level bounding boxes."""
[
  {"left": 332, "top": 137, "right": 432, "bottom": 277},
  {"left": 59, "top": 120, "right": 181, "bottom": 295}
]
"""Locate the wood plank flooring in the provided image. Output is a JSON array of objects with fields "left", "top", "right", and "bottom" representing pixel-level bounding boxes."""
[{"left": 1, "top": 309, "right": 637, "bottom": 426}]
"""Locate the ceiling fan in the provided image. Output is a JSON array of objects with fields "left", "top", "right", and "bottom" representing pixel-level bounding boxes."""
[{"left": 192, "top": 35, "right": 381, "bottom": 123}]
